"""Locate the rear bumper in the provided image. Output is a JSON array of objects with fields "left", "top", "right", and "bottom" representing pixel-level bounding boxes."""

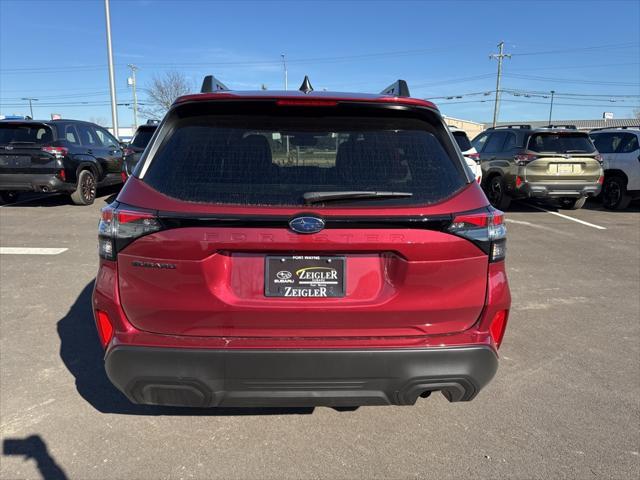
[
  {"left": 519, "top": 182, "right": 601, "bottom": 198},
  {"left": 104, "top": 345, "right": 498, "bottom": 408},
  {"left": 0, "top": 173, "right": 74, "bottom": 193}
]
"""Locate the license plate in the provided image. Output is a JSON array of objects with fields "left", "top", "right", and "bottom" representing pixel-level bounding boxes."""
[
  {"left": 557, "top": 163, "right": 574, "bottom": 174},
  {"left": 265, "top": 255, "right": 345, "bottom": 298},
  {"left": 0, "top": 155, "right": 30, "bottom": 168}
]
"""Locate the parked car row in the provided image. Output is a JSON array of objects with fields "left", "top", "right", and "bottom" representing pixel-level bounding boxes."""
[
  {"left": 465, "top": 124, "right": 639, "bottom": 211},
  {"left": 0, "top": 119, "right": 157, "bottom": 205}
]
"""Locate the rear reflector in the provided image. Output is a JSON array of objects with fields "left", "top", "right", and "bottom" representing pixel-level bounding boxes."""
[
  {"left": 96, "top": 310, "right": 114, "bottom": 347},
  {"left": 489, "top": 310, "right": 508, "bottom": 348}
]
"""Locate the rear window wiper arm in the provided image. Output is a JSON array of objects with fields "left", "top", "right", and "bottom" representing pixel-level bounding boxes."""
[{"left": 303, "top": 191, "right": 413, "bottom": 204}]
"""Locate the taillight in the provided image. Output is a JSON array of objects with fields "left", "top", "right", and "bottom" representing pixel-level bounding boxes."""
[
  {"left": 514, "top": 153, "right": 538, "bottom": 166},
  {"left": 41, "top": 145, "right": 69, "bottom": 159},
  {"left": 489, "top": 310, "right": 508, "bottom": 348},
  {"left": 98, "top": 203, "right": 162, "bottom": 260},
  {"left": 57, "top": 169, "right": 66, "bottom": 181},
  {"left": 121, "top": 171, "right": 128, "bottom": 183},
  {"left": 515, "top": 176, "right": 523, "bottom": 188},
  {"left": 95, "top": 310, "right": 114, "bottom": 347},
  {"left": 448, "top": 207, "right": 506, "bottom": 262},
  {"left": 594, "top": 153, "right": 603, "bottom": 164},
  {"left": 466, "top": 152, "right": 480, "bottom": 163},
  {"left": 598, "top": 175, "right": 604, "bottom": 185}
]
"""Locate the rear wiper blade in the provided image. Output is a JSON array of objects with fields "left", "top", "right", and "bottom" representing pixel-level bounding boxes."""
[{"left": 303, "top": 191, "right": 413, "bottom": 204}]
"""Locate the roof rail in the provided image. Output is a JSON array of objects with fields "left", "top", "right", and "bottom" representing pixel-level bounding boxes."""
[
  {"left": 489, "top": 124, "right": 532, "bottom": 130},
  {"left": 200, "top": 75, "right": 230, "bottom": 93},
  {"left": 590, "top": 125, "right": 640, "bottom": 132},
  {"left": 380, "top": 80, "right": 410, "bottom": 97},
  {"left": 544, "top": 124, "right": 577, "bottom": 129}
]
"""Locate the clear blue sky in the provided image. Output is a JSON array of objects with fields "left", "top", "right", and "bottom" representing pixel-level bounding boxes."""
[{"left": 1, "top": 0, "right": 639, "bottom": 128}]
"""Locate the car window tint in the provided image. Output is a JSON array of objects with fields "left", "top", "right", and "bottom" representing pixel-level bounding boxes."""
[
  {"left": 618, "top": 133, "right": 639, "bottom": 153},
  {"left": 77, "top": 124, "right": 100, "bottom": 147},
  {"left": 64, "top": 125, "right": 79, "bottom": 145},
  {"left": 483, "top": 132, "right": 508, "bottom": 154},
  {"left": 528, "top": 133, "right": 596, "bottom": 153},
  {"left": 131, "top": 127, "right": 156, "bottom": 148},
  {"left": 471, "top": 133, "right": 489, "bottom": 152},
  {"left": 95, "top": 128, "right": 118, "bottom": 148},
  {"left": 0, "top": 123, "right": 53, "bottom": 145},
  {"left": 590, "top": 133, "right": 615, "bottom": 153},
  {"left": 502, "top": 132, "right": 517, "bottom": 150},
  {"left": 452, "top": 131, "right": 472, "bottom": 151},
  {"left": 143, "top": 114, "right": 465, "bottom": 207}
]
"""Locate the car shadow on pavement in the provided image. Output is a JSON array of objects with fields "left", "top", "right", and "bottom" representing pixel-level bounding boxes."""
[
  {"left": 3, "top": 435, "right": 68, "bottom": 480},
  {"left": 57, "top": 281, "right": 315, "bottom": 416}
]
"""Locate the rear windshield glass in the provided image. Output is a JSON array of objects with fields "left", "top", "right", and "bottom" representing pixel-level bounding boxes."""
[
  {"left": 452, "top": 131, "right": 472, "bottom": 151},
  {"left": 0, "top": 123, "right": 53, "bottom": 145},
  {"left": 142, "top": 113, "right": 465, "bottom": 207},
  {"left": 131, "top": 127, "right": 156, "bottom": 148},
  {"left": 527, "top": 133, "right": 596, "bottom": 154}
]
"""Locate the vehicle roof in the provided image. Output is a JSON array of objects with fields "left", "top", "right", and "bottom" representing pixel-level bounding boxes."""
[
  {"left": 173, "top": 89, "right": 438, "bottom": 109},
  {"left": 589, "top": 127, "right": 640, "bottom": 133},
  {"left": 0, "top": 118, "right": 102, "bottom": 126}
]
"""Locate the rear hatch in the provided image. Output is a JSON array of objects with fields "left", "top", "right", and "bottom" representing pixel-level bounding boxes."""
[
  {"left": 0, "top": 122, "right": 59, "bottom": 173},
  {"left": 112, "top": 100, "right": 493, "bottom": 338},
  {"left": 523, "top": 131, "right": 601, "bottom": 183}
]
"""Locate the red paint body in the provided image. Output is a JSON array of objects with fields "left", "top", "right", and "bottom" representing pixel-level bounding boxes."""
[{"left": 91, "top": 89, "right": 511, "bottom": 407}]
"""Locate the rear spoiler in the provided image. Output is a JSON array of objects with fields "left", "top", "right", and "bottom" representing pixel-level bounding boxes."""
[
  {"left": 201, "top": 75, "right": 230, "bottom": 93},
  {"left": 380, "top": 80, "right": 410, "bottom": 97}
]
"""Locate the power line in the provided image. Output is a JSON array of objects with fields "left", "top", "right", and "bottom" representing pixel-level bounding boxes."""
[
  {"left": 504, "top": 73, "right": 639, "bottom": 86},
  {"left": 509, "top": 42, "right": 638, "bottom": 56}
]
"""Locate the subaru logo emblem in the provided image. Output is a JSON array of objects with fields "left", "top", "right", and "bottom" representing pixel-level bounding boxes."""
[{"left": 289, "top": 216, "right": 325, "bottom": 234}]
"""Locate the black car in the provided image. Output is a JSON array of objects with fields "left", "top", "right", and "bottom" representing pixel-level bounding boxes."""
[
  {"left": 0, "top": 119, "right": 124, "bottom": 205},
  {"left": 122, "top": 121, "right": 158, "bottom": 177}
]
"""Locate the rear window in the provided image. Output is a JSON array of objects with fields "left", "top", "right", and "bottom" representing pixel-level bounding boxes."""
[
  {"left": 527, "top": 132, "right": 596, "bottom": 154},
  {"left": 0, "top": 123, "right": 53, "bottom": 145},
  {"left": 452, "top": 131, "right": 472, "bottom": 151},
  {"left": 131, "top": 127, "right": 156, "bottom": 148},
  {"left": 142, "top": 111, "right": 465, "bottom": 207}
]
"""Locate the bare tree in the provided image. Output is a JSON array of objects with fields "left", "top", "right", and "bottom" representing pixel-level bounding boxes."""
[{"left": 141, "top": 71, "right": 193, "bottom": 119}]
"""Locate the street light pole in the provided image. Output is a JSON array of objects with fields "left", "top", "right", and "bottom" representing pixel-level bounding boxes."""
[
  {"left": 128, "top": 64, "right": 139, "bottom": 129},
  {"left": 21, "top": 97, "right": 38, "bottom": 118},
  {"left": 104, "top": 0, "right": 119, "bottom": 138},
  {"left": 548, "top": 90, "right": 555, "bottom": 125}
]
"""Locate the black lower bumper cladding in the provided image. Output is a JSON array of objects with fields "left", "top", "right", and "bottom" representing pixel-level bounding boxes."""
[{"left": 105, "top": 346, "right": 498, "bottom": 408}]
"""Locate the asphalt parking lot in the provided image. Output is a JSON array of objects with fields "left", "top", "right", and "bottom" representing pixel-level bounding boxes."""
[{"left": 0, "top": 192, "right": 638, "bottom": 480}]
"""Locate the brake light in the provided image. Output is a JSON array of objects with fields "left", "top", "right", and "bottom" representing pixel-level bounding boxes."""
[
  {"left": 514, "top": 153, "right": 538, "bottom": 166},
  {"left": 121, "top": 171, "right": 128, "bottom": 183},
  {"left": 41, "top": 145, "right": 68, "bottom": 159},
  {"left": 515, "top": 176, "right": 523, "bottom": 188},
  {"left": 98, "top": 204, "right": 162, "bottom": 260},
  {"left": 448, "top": 207, "right": 506, "bottom": 262},
  {"left": 276, "top": 99, "right": 338, "bottom": 107},
  {"left": 466, "top": 152, "right": 480, "bottom": 163},
  {"left": 95, "top": 310, "right": 114, "bottom": 347},
  {"left": 57, "top": 169, "right": 66, "bottom": 181},
  {"left": 489, "top": 310, "right": 508, "bottom": 348}
]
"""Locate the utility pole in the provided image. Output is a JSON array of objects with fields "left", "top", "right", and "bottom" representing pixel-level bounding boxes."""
[
  {"left": 104, "top": 0, "right": 119, "bottom": 139},
  {"left": 281, "top": 54, "right": 288, "bottom": 91},
  {"left": 548, "top": 90, "right": 556, "bottom": 125},
  {"left": 21, "top": 97, "right": 38, "bottom": 118},
  {"left": 127, "top": 64, "right": 139, "bottom": 129},
  {"left": 490, "top": 41, "right": 511, "bottom": 128}
]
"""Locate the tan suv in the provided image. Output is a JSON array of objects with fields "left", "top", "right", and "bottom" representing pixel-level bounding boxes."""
[{"left": 472, "top": 125, "right": 603, "bottom": 210}]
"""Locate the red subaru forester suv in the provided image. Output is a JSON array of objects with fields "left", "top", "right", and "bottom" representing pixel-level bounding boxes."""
[{"left": 92, "top": 78, "right": 511, "bottom": 408}]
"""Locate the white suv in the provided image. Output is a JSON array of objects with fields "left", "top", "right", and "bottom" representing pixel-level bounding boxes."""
[
  {"left": 449, "top": 126, "right": 482, "bottom": 183},
  {"left": 590, "top": 127, "right": 640, "bottom": 210}
]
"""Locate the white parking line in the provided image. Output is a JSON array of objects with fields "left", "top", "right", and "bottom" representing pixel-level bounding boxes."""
[
  {"left": 527, "top": 204, "right": 607, "bottom": 230},
  {"left": 0, "top": 193, "right": 61, "bottom": 208},
  {"left": 0, "top": 247, "right": 68, "bottom": 255}
]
